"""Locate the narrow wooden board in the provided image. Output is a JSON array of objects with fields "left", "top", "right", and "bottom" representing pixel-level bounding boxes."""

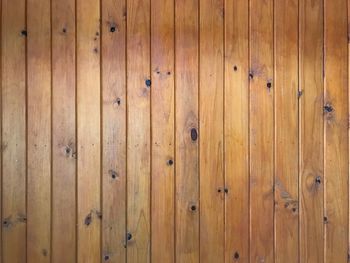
[
  {"left": 274, "top": 0, "right": 299, "bottom": 262},
  {"left": 1, "top": 0, "right": 26, "bottom": 262},
  {"left": 175, "top": 0, "right": 199, "bottom": 261},
  {"left": 127, "top": 0, "right": 151, "bottom": 261},
  {"left": 299, "top": 0, "right": 324, "bottom": 261},
  {"left": 224, "top": 0, "right": 249, "bottom": 261},
  {"left": 151, "top": 0, "right": 175, "bottom": 261},
  {"left": 199, "top": 0, "right": 224, "bottom": 261},
  {"left": 249, "top": 0, "right": 274, "bottom": 261},
  {"left": 101, "top": 0, "right": 126, "bottom": 261},
  {"left": 76, "top": 0, "right": 101, "bottom": 261},
  {"left": 51, "top": 0, "right": 76, "bottom": 261},
  {"left": 324, "top": 0, "right": 349, "bottom": 261},
  {"left": 27, "top": 0, "right": 51, "bottom": 261}
]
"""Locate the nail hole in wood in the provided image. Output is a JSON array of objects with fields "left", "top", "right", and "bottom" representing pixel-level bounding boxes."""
[
  {"left": 167, "top": 71, "right": 171, "bottom": 75},
  {"left": 42, "top": 249, "right": 48, "bottom": 257},
  {"left": 191, "top": 128, "right": 198, "bottom": 141},
  {"left": 104, "top": 255, "right": 110, "bottom": 261},
  {"left": 217, "top": 188, "right": 222, "bottom": 193},
  {"left": 190, "top": 205, "right": 197, "bottom": 212},
  {"left": 109, "top": 169, "right": 118, "bottom": 179},
  {"left": 224, "top": 188, "right": 229, "bottom": 193},
  {"left": 145, "top": 79, "right": 151, "bottom": 87},
  {"left": 233, "top": 65, "right": 238, "bottom": 71},
  {"left": 234, "top": 252, "right": 240, "bottom": 260},
  {"left": 324, "top": 216, "right": 328, "bottom": 224},
  {"left": 315, "top": 176, "right": 322, "bottom": 185},
  {"left": 298, "top": 90, "right": 303, "bottom": 98},
  {"left": 127, "top": 232, "right": 132, "bottom": 241},
  {"left": 21, "top": 30, "right": 27, "bottom": 36},
  {"left": 110, "top": 26, "right": 116, "bottom": 32},
  {"left": 62, "top": 28, "right": 67, "bottom": 33},
  {"left": 249, "top": 72, "right": 254, "bottom": 79},
  {"left": 167, "top": 159, "right": 174, "bottom": 166},
  {"left": 93, "top": 48, "right": 99, "bottom": 53},
  {"left": 267, "top": 82, "right": 272, "bottom": 89}
]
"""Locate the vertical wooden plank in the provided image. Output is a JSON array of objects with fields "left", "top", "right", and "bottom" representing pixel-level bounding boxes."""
[
  {"left": 249, "top": 0, "right": 274, "bottom": 261},
  {"left": 76, "top": 0, "right": 101, "bottom": 261},
  {"left": 127, "top": 0, "right": 151, "bottom": 260},
  {"left": 27, "top": 0, "right": 51, "bottom": 260},
  {"left": 101, "top": 0, "right": 126, "bottom": 261},
  {"left": 274, "top": 0, "right": 299, "bottom": 262},
  {"left": 175, "top": 0, "right": 199, "bottom": 261},
  {"left": 324, "top": 0, "right": 349, "bottom": 261},
  {"left": 151, "top": 0, "right": 175, "bottom": 261},
  {"left": 299, "top": 0, "right": 324, "bottom": 261},
  {"left": 199, "top": 0, "right": 224, "bottom": 261},
  {"left": 224, "top": 0, "right": 249, "bottom": 261},
  {"left": 51, "top": 0, "right": 76, "bottom": 261},
  {"left": 1, "top": 0, "right": 26, "bottom": 261}
]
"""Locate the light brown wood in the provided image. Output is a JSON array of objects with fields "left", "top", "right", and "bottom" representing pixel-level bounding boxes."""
[
  {"left": 324, "top": 0, "right": 349, "bottom": 261},
  {"left": 101, "top": 0, "right": 127, "bottom": 261},
  {"left": 127, "top": 0, "right": 151, "bottom": 261},
  {"left": 0, "top": 1, "right": 349, "bottom": 262},
  {"left": 249, "top": 0, "right": 274, "bottom": 261},
  {"left": 274, "top": 0, "right": 299, "bottom": 262},
  {"left": 51, "top": 0, "right": 76, "bottom": 261},
  {"left": 151, "top": 0, "right": 175, "bottom": 261},
  {"left": 175, "top": 0, "right": 199, "bottom": 261},
  {"left": 76, "top": 0, "right": 101, "bottom": 261},
  {"left": 199, "top": 0, "right": 224, "bottom": 262},
  {"left": 27, "top": 0, "right": 51, "bottom": 261},
  {"left": 299, "top": 0, "right": 324, "bottom": 261},
  {"left": 224, "top": 0, "right": 249, "bottom": 261},
  {"left": 1, "top": 0, "right": 26, "bottom": 262}
]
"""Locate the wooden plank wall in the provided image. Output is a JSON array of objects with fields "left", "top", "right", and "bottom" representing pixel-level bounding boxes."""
[{"left": 0, "top": 0, "right": 349, "bottom": 262}]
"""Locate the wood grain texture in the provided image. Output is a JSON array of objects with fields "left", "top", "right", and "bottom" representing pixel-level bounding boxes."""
[
  {"left": 224, "top": 0, "right": 249, "bottom": 261},
  {"left": 0, "top": 0, "right": 349, "bottom": 262},
  {"left": 199, "top": 0, "right": 224, "bottom": 262},
  {"left": 249, "top": 0, "right": 274, "bottom": 261},
  {"left": 127, "top": 0, "right": 151, "bottom": 261},
  {"left": 151, "top": 0, "right": 175, "bottom": 261},
  {"left": 299, "top": 0, "right": 324, "bottom": 262},
  {"left": 51, "top": 0, "right": 76, "bottom": 261},
  {"left": 1, "top": 0, "right": 26, "bottom": 262},
  {"left": 274, "top": 0, "right": 299, "bottom": 262},
  {"left": 324, "top": 0, "right": 349, "bottom": 261},
  {"left": 27, "top": 0, "right": 51, "bottom": 261},
  {"left": 76, "top": 0, "right": 101, "bottom": 261},
  {"left": 101, "top": 0, "right": 126, "bottom": 261},
  {"left": 175, "top": 0, "right": 199, "bottom": 261}
]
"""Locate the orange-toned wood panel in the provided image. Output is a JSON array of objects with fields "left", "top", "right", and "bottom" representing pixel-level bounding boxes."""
[
  {"left": 324, "top": 0, "right": 349, "bottom": 261},
  {"left": 27, "top": 0, "right": 51, "bottom": 261},
  {"left": 1, "top": 0, "right": 26, "bottom": 262},
  {"left": 76, "top": 0, "right": 101, "bottom": 261},
  {"left": 299, "top": 0, "right": 324, "bottom": 261},
  {"left": 175, "top": 0, "right": 199, "bottom": 261},
  {"left": 274, "top": 0, "right": 299, "bottom": 262},
  {"left": 224, "top": 0, "right": 249, "bottom": 261},
  {"left": 51, "top": 0, "right": 76, "bottom": 261},
  {"left": 101, "top": 0, "right": 127, "bottom": 261}
]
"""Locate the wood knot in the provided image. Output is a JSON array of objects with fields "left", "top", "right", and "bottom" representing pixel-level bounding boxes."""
[
  {"left": 108, "top": 169, "right": 118, "bottom": 180},
  {"left": 315, "top": 176, "right": 322, "bottom": 185},
  {"left": 190, "top": 128, "right": 198, "bottom": 141},
  {"left": 324, "top": 104, "right": 333, "bottom": 113},
  {"left": 145, "top": 79, "right": 151, "bottom": 87},
  {"left": 84, "top": 213, "right": 92, "bottom": 226}
]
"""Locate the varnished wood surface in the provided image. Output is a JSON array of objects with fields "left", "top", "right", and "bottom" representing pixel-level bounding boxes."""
[{"left": 0, "top": 0, "right": 349, "bottom": 262}]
